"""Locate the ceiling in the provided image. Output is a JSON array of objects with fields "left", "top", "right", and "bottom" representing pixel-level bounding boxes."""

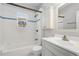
[
  {"left": 13, "top": 3, "right": 62, "bottom": 12},
  {"left": 16, "top": 3, "right": 43, "bottom": 10}
]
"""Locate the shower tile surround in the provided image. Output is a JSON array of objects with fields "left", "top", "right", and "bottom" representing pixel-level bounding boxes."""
[{"left": 0, "top": 3, "right": 38, "bottom": 56}]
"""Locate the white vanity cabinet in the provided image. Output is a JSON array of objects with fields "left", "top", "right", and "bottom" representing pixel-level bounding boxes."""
[{"left": 42, "top": 39, "right": 77, "bottom": 56}]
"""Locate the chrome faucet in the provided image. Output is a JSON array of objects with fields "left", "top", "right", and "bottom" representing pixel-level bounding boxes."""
[{"left": 63, "top": 35, "right": 69, "bottom": 41}]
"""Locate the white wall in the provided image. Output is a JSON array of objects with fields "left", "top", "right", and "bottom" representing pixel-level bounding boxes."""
[
  {"left": 34, "top": 13, "right": 42, "bottom": 44},
  {"left": 0, "top": 4, "right": 36, "bottom": 51},
  {"left": 58, "top": 3, "right": 79, "bottom": 29},
  {"left": 40, "top": 3, "right": 79, "bottom": 39},
  {"left": 39, "top": 3, "right": 56, "bottom": 29},
  {"left": 76, "top": 11, "right": 79, "bottom": 29},
  {"left": 0, "top": 4, "right": 4, "bottom": 50},
  {"left": 38, "top": 3, "right": 58, "bottom": 38}
]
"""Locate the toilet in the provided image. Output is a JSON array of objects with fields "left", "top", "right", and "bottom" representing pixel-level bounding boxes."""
[
  {"left": 33, "top": 45, "right": 42, "bottom": 56},
  {"left": 32, "top": 39, "right": 42, "bottom": 56}
]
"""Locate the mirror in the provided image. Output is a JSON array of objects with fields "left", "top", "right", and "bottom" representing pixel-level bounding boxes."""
[{"left": 57, "top": 3, "right": 79, "bottom": 30}]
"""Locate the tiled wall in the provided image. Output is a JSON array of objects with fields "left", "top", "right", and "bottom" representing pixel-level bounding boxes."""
[
  {"left": 42, "top": 29, "right": 55, "bottom": 37},
  {"left": 43, "top": 29, "right": 79, "bottom": 37}
]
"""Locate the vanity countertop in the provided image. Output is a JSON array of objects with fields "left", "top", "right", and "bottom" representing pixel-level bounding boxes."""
[{"left": 43, "top": 37, "right": 79, "bottom": 55}]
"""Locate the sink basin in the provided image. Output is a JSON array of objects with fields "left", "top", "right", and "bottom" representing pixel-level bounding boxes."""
[
  {"left": 69, "top": 40, "right": 79, "bottom": 48},
  {"left": 56, "top": 39, "right": 79, "bottom": 49},
  {"left": 55, "top": 39, "right": 73, "bottom": 46}
]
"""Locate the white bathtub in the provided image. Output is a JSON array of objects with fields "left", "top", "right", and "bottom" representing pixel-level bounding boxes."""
[{"left": 2, "top": 45, "right": 35, "bottom": 56}]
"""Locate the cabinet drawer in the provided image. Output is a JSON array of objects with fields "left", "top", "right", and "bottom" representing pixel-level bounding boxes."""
[{"left": 44, "top": 40, "right": 76, "bottom": 56}]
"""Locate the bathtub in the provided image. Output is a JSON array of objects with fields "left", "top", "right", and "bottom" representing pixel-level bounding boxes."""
[{"left": 2, "top": 45, "right": 36, "bottom": 56}]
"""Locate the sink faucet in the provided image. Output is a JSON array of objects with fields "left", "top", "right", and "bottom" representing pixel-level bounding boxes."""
[{"left": 63, "top": 35, "right": 69, "bottom": 41}]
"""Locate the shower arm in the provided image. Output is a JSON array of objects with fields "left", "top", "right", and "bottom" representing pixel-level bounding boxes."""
[{"left": 0, "top": 16, "right": 40, "bottom": 22}]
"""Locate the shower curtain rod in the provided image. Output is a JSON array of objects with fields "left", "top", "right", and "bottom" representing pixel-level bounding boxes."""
[
  {"left": 0, "top": 16, "right": 40, "bottom": 22},
  {"left": 0, "top": 16, "right": 16, "bottom": 20},
  {"left": 6, "top": 3, "right": 42, "bottom": 13}
]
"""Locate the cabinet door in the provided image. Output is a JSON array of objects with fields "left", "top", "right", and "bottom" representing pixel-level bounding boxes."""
[
  {"left": 45, "top": 43, "right": 64, "bottom": 56},
  {"left": 42, "top": 40, "right": 56, "bottom": 56},
  {"left": 42, "top": 46, "right": 45, "bottom": 56},
  {"left": 42, "top": 40, "right": 45, "bottom": 56},
  {"left": 44, "top": 47, "right": 55, "bottom": 56}
]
